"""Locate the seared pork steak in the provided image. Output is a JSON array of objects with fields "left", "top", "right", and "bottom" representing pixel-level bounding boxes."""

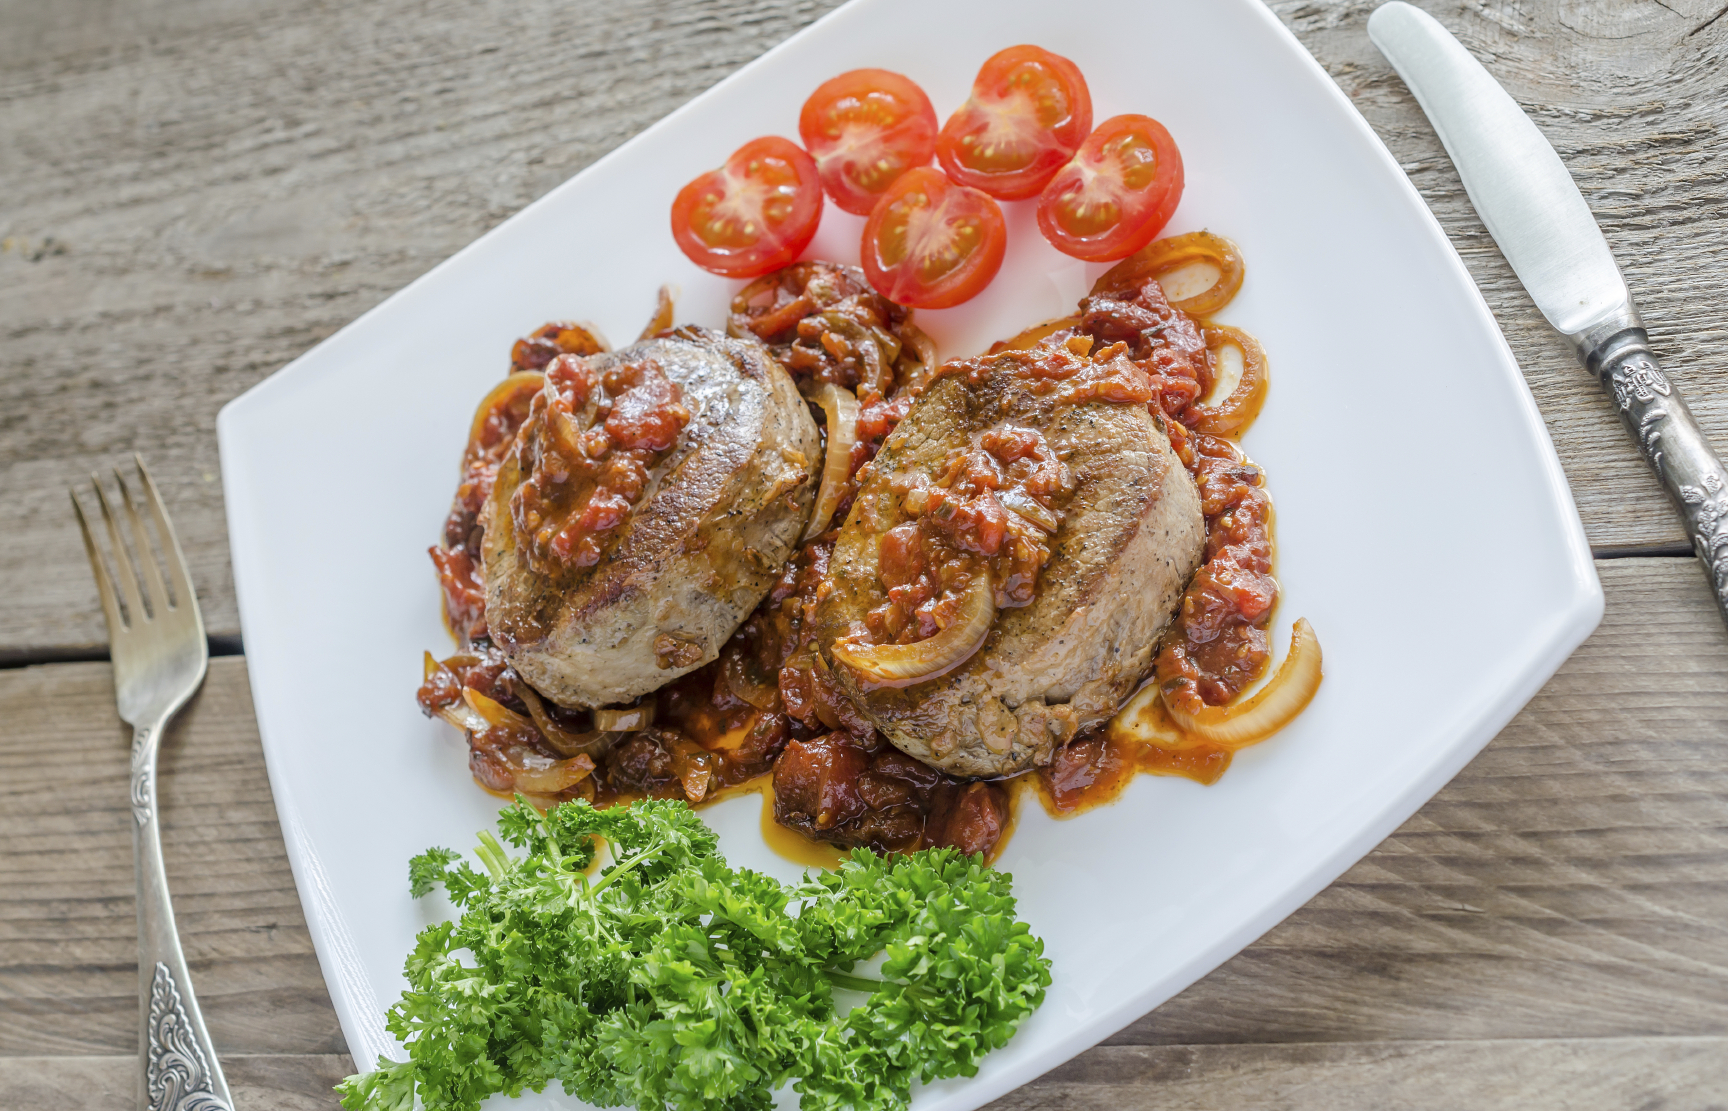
[
  {"left": 483, "top": 327, "right": 820, "bottom": 708},
  {"left": 814, "top": 344, "right": 1205, "bottom": 778}
]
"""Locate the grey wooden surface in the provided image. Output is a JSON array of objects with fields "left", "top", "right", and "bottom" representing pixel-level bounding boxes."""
[{"left": 3, "top": 0, "right": 1727, "bottom": 1108}]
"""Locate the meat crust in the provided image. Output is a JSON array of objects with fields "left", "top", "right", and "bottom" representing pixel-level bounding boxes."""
[
  {"left": 814, "top": 353, "right": 1205, "bottom": 777},
  {"left": 483, "top": 327, "right": 820, "bottom": 707}
]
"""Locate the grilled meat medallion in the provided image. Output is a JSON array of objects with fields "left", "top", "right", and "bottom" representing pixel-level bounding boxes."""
[
  {"left": 815, "top": 342, "right": 1205, "bottom": 778},
  {"left": 483, "top": 327, "right": 820, "bottom": 708}
]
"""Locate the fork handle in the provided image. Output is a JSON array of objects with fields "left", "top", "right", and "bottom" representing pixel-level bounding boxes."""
[{"left": 132, "top": 721, "right": 235, "bottom": 1111}]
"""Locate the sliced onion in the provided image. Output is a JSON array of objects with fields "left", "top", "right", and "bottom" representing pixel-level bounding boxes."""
[
  {"left": 831, "top": 574, "right": 995, "bottom": 689},
  {"left": 1108, "top": 681, "right": 1209, "bottom": 751},
  {"left": 1187, "top": 326, "right": 1269, "bottom": 436},
  {"left": 804, "top": 383, "right": 861, "bottom": 541},
  {"left": 511, "top": 751, "right": 596, "bottom": 794},
  {"left": 720, "top": 649, "right": 780, "bottom": 711},
  {"left": 897, "top": 321, "right": 939, "bottom": 391},
  {"left": 1091, "top": 231, "right": 1246, "bottom": 317},
  {"left": 464, "top": 686, "right": 536, "bottom": 732},
  {"left": 637, "top": 284, "right": 675, "bottom": 341},
  {"left": 433, "top": 696, "right": 489, "bottom": 735},
  {"left": 1163, "top": 618, "right": 1322, "bottom": 748},
  {"left": 516, "top": 684, "right": 618, "bottom": 758},
  {"left": 663, "top": 733, "right": 716, "bottom": 804},
  {"left": 465, "top": 372, "right": 545, "bottom": 461},
  {"left": 592, "top": 702, "right": 656, "bottom": 731},
  {"left": 990, "top": 315, "right": 1080, "bottom": 354},
  {"left": 999, "top": 489, "right": 1061, "bottom": 533}
]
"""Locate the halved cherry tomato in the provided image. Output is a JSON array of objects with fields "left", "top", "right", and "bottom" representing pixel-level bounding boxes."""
[
  {"left": 1037, "top": 114, "right": 1184, "bottom": 262},
  {"left": 860, "top": 166, "right": 1006, "bottom": 309},
  {"left": 936, "top": 45, "right": 1092, "bottom": 201},
  {"left": 670, "top": 136, "right": 824, "bottom": 278},
  {"left": 799, "top": 69, "right": 938, "bottom": 216}
]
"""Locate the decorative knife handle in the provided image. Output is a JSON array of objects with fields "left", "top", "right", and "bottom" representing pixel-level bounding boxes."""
[
  {"left": 1584, "top": 324, "right": 1728, "bottom": 624},
  {"left": 133, "top": 722, "right": 235, "bottom": 1111}
]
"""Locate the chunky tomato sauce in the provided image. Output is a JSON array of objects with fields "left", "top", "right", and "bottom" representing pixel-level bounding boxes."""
[
  {"left": 509, "top": 320, "right": 607, "bottom": 372},
  {"left": 869, "top": 423, "right": 1070, "bottom": 643},
  {"left": 509, "top": 353, "right": 691, "bottom": 573}
]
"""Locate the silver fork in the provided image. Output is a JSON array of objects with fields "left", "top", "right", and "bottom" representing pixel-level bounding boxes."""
[{"left": 72, "top": 456, "right": 235, "bottom": 1111}]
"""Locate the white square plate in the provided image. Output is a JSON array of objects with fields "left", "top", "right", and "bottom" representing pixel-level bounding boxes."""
[{"left": 218, "top": 0, "right": 1602, "bottom": 1106}]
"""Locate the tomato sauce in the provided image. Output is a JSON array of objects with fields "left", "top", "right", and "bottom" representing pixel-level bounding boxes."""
[
  {"left": 869, "top": 422, "right": 1071, "bottom": 643},
  {"left": 1029, "top": 730, "right": 1231, "bottom": 818},
  {"left": 508, "top": 353, "right": 691, "bottom": 573}
]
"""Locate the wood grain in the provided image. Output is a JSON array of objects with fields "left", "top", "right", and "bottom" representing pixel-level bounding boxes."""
[
  {"left": 0, "top": 1054, "right": 355, "bottom": 1111},
  {"left": 1281, "top": 0, "right": 1728, "bottom": 557},
  {"left": 989, "top": 1038, "right": 1728, "bottom": 1111},
  {"left": 2, "top": 557, "right": 1724, "bottom": 1109},
  {"left": 4, "top": 0, "right": 1727, "bottom": 654},
  {"left": 0, "top": 657, "right": 344, "bottom": 1059}
]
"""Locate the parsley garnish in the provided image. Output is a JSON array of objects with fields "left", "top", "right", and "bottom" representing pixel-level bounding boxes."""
[{"left": 337, "top": 797, "right": 1051, "bottom": 1111}]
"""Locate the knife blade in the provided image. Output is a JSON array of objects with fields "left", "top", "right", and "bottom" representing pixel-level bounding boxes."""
[{"left": 1368, "top": 0, "right": 1728, "bottom": 628}]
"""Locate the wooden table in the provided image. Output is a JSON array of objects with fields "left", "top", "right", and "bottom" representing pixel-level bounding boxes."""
[{"left": 4, "top": 1, "right": 1726, "bottom": 1107}]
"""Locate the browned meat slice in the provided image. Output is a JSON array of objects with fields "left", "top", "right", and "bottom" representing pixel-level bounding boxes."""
[
  {"left": 813, "top": 343, "right": 1205, "bottom": 778},
  {"left": 482, "top": 327, "right": 820, "bottom": 708}
]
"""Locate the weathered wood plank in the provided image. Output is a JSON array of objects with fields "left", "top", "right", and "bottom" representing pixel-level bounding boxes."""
[
  {"left": 0, "top": 657, "right": 345, "bottom": 1058},
  {"left": 6, "top": 1039, "right": 1724, "bottom": 1111},
  {"left": 2, "top": 558, "right": 1724, "bottom": 1095},
  {"left": 987, "top": 1038, "right": 1728, "bottom": 1111},
  {"left": 4, "top": 0, "right": 1727, "bottom": 653},
  {"left": 1278, "top": 0, "right": 1728, "bottom": 557},
  {"left": 0, "top": 1053, "right": 355, "bottom": 1111},
  {"left": 0, "top": 0, "right": 847, "bottom": 656}
]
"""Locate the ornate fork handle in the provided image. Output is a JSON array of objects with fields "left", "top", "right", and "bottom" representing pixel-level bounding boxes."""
[
  {"left": 133, "top": 721, "right": 235, "bottom": 1111},
  {"left": 1584, "top": 320, "right": 1728, "bottom": 626}
]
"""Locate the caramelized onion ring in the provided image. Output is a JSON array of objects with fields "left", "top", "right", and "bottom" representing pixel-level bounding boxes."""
[
  {"left": 1091, "top": 231, "right": 1245, "bottom": 316},
  {"left": 1187, "top": 325, "right": 1269, "bottom": 435},
  {"left": 516, "top": 684, "right": 618, "bottom": 758},
  {"left": 466, "top": 372, "right": 545, "bottom": 459},
  {"left": 898, "top": 321, "right": 939, "bottom": 392},
  {"left": 592, "top": 702, "right": 656, "bottom": 731},
  {"left": 831, "top": 573, "right": 995, "bottom": 689},
  {"left": 1163, "top": 618, "right": 1322, "bottom": 748},
  {"left": 990, "top": 315, "right": 1081, "bottom": 354},
  {"left": 804, "top": 383, "right": 861, "bottom": 540},
  {"left": 511, "top": 753, "right": 596, "bottom": 794},
  {"left": 636, "top": 284, "right": 675, "bottom": 341},
  {"left": 463, "top": 686, "right": 535, "bottom": 732}
]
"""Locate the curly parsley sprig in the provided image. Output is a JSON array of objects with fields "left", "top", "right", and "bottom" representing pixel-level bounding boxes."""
[{"left": 336, "top": 797, "right": 1050, "bottom": 1111}]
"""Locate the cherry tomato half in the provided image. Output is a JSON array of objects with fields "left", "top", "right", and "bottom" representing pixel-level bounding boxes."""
[
  {"left": 799, "top": 68, "right": 938, "bottom": 216},
  {"left": 860, "top": 167, "right": 1006, "bottom": 309},
  {"left": 670, "top": 136, "right": 824, "bottom": 278},
  {"left": 1037, "top": 114, "right": 1184, "bottom": 262},
  {"left": 936, "top": 45, "right": 1092, "bottom": 201}
]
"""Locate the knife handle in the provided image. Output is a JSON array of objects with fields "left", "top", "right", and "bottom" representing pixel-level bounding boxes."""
[{"left": 1585, "top": 325, "right": 1728, "bottom": 622}]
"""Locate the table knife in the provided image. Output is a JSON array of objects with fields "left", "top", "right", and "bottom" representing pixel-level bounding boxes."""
[{"left": 1368, "top": 0, "right": 1728, "bottom": 628}]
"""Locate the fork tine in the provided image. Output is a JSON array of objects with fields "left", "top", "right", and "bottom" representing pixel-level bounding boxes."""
[
  {"left": 71, "top": 490, "right": 128, "bottom": 637},
  {"left": 134, "top": 455, "right": 199, "bottom": 621},
  {"left": 115, "top": 466, "right": 172, "bottom": 615},
  {"left": 92, "top": 473, "right": 147, "bottom": 624}
]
